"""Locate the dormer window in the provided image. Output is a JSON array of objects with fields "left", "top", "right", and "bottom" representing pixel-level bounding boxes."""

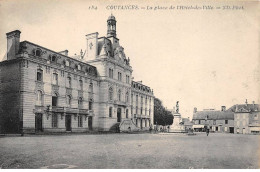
[
  {"left": 65, "top": 60, "right": 70, "bottom": 67},
  {"left": 51, "top": 55, "right": 57, "bottom": 62},
  {"left": 78, "top": 64, "right": 81, "bottom": 71},
  {"left": 34, "top": 49, "right": 42, "bottom": 57}
]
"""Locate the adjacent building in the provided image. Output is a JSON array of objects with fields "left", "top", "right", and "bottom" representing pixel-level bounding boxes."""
[
  {"left": 0, "top": 15, "right": 154, "bottom": 134},
  {"left": 192, "top": 102, "right": 260, "bottom": 134},
  {"left": 228, "top": 102, "right": 260, "bottom": 134}
]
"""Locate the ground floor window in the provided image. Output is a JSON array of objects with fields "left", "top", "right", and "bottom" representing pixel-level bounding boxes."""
[
  {"left": 126, "top": 109, "right": 129, "bottom": 118},
  {"left": 78, "top": 115, "right": 83, "bottom": 127},
  {"left": 52, "top": 114, "right": 58, "bottom": 128},
  {"left": 236, "top": 128, "right": 240, "bottom": 134}
]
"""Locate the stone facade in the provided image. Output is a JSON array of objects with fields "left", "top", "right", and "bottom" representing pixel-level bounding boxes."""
[{"left": 0, "top": 15, "right": 154, "bottom": 134}]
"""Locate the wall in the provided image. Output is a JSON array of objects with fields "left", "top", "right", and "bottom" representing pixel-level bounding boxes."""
[{"left": 0, "top": 59, "right": 21, "bottom": 133}]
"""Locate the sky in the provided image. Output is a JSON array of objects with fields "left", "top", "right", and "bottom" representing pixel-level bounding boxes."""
[{"left": 0, "top": 0, "right": 259, "bottom": 118}]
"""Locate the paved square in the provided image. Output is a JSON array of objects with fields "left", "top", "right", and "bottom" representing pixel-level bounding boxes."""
[{"left": 0, "top": 133, "right": 259, "bottom": 169}]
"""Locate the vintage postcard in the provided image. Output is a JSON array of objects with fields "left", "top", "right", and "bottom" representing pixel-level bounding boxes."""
[{"left": 0, "top": 0, "right": 259, "bottom": 169}]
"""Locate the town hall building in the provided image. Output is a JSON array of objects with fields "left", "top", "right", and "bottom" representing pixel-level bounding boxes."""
[{"left": 0, "top": 15, "right": 154, "bottom": 134}]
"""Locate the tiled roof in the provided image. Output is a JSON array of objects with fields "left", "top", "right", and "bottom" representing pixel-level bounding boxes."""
[
  {"left": 227, "top": 104, "right": 259, "bottom": 112},
  {"left": 193, "top": 111, "right": 234, "bottom": 120}
]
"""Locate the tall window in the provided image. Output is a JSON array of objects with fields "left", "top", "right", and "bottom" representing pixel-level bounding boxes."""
[
  {"left": 67, "top": 95, "right": 72, "bottom": 107},
  {"left": 131, "top": 94, "right": 133, "bottom": 104},
  {"left": 149, "top": 109, "right": 151, "bottom": 116},
  {"left": 53, "top": 73, "right": 58, "bottom": 85},
  {"left": 126, "top": 92, "right": 129, "bottom": 103},
  {"left": 109, "top": 68, "right": 114, "bottom": 78},
  {"left": 118, "top": 89, "right": 121, "bottom": 101},
  {"left": 126, "top": 109, "right": 129, "bottom": 118},
  {"left": 109, "top": 107, "right": 113, "bottom": 117},
  {"left": 89, "top": 83, "right": 93, "bottom": 93},
  {"left": 36, "top": 90, "right": 43, "bottom": 106},
  {"left": 37, "top": 69, "right": 43, "bottom": 82},
  {"left": 67, "top": 77, "right": 72, "bottom": 88},
  {"left": 109, "top": 87, "right": 113, "bottom": 101},
  {"left": 79, "top": 80, "right": 83, "bottom": 90},
  {"left": 141, "top": 96, "right": 143, "bottom": 105},
  {"left": 52, "top": 93, "right": 58, "bottom": 107},
  {"left": 52, "top": 114, "right": 58, "bottom": 128},
  {"left": 78, "top": 97, "right": 83, "bottom": 108},
  {"left": 118, "top": 72, "right": 122, "bottom": 81},
  {"left": 225, "top": 120, "right": 228, "bottom": 124},
  {"left": 141, "top": 107, "right": 143, "bottom": 115},
  {"left": 78, "top": 115, "right": 83, "bottom": 127},
  {"left": 126, "top": 75, "right": 130, "bottom": 83},
  {"left": 89, "top": 99, "right": 93, "bottom": 110},
  {"left": 136, "top": 95, "right": 138, "bottom": 104}
]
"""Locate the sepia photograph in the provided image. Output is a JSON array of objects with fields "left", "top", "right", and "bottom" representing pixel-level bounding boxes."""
[{"left": 0, "top": 0, "right": 259, "bottom": 169}]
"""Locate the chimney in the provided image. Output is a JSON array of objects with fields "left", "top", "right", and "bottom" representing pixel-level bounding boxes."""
[
  {"left": 194, "top": 107, "right": 197, "bottom": 113},
  {"left": 6, "top": 30, "right": 21, "bottom": 60},
  {"left": 221, "top": 106, "right": 226, "bottom": 111},
  {"left": 86, "top": 32, "right": 98, "bottom": 61},
  {"left": 58, "top": 50, "right": 68, "bottom": 56}
]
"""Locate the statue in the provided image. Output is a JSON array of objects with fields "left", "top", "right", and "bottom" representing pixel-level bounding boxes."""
[{"left": 176, "top": 101, "right": 179, "bottom": 113}]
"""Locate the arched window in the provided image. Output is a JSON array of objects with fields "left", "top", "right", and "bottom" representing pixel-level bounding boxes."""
[
  {"left": 65, "top": 60, "right": 70, "bottom": 67},
  {"left": 109, "top": 87, "right": 113, "bottom": 101},
  {"left": 78, "top": 64, "right": 81, "bottom": 71},
  {"left": 89, "top": 99, "right": 93, "bottom": 110},
  {"left": 51, "top": 55, "right": 57, "bottom": 62},
  {"left": 126, "top": 92, "right": 129, "bottom": 103},
  {"left": 35, "top": 49, "right": 41, "bottom": 57},
  {"left": 36, "top": 90, "right": 43, "bottom": 106},
  {"left": 118, "top": 89, "right": 121, "bottom": 101},
  {"left": 67, "top": 95, "right": 72, "bottom": 107},
  {"left": 52, "top": 93, "right": 58, "bottom": 107},
  {"left": 78, "top": 97, "right": 83, "bottom": 108}
]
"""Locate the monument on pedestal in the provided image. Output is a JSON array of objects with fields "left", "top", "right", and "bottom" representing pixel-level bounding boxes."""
[{"left": 169, "top": 101, "right": 185, "bottom": 133}]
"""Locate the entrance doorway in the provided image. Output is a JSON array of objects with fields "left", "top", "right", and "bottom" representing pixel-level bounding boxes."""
[
  {"left": 117, "top": 108, "right": 121, "bottom": 122},
  {"left": 88, "top": 116, "right": 93, "bottom": 130},
  {"left": 65, "top": 115, "right": 71, "bottom": 131},
  {"left": 229, "top": 127, "right": 234, "bottom": 133},
  {"left": 35, "top": 113, "right": 43, "bottom": 132}
]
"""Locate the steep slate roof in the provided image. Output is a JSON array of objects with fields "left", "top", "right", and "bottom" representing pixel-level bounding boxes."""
[
  {"left": 193, "top": 111, "right": 234, "bottom": 120},
  {"left": 227, "top": 104, "right": 259, "bottom": 112}
]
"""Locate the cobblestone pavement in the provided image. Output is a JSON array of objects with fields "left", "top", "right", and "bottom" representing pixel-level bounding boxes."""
[{"left": 0, "top": 132, "right": 259, "bottom": 169}]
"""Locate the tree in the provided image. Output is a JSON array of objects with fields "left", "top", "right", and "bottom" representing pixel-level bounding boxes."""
[{"left": 154, "top": 98, "right": 173, "bottom": 126}]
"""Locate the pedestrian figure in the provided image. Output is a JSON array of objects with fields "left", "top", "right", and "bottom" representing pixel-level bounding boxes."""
[{"left": 206, "top": 128, "right": 209, "bottom": 136}]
